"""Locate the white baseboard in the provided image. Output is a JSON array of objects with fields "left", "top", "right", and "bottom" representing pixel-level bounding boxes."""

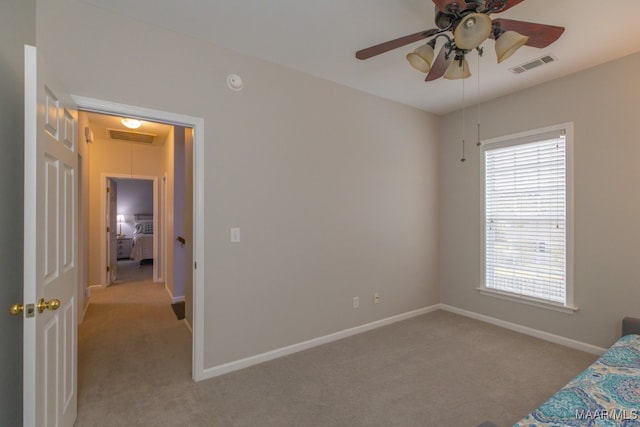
[
  {"left": 183, "top": 318, "right": 192, "bottom": 334},
  {"left": 79, "top": 299, "right": 90, "bottom": 323},
  {"left": 198, "top": 303, "right": 605, "bottom": 381},
  {"left": 440, "top": 304, "right": 606, "bottom": 355},
  {"left": 200, "top": 304, "right": 441, "bottom": 380},
  {"left": 164, "top": 284, "right": 185, "bottom": 303}
]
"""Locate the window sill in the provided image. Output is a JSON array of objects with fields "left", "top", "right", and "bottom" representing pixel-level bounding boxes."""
[{"left": 477, "top": 288, "right": 579, "bottom": 314}]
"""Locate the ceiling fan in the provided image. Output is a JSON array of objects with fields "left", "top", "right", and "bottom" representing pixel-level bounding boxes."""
[{"left": 355, "top": 0, "right": 565, "bottom": 81}]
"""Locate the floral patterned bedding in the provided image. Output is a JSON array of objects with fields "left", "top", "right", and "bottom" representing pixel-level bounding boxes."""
[{"left": 514, "top": 334, "right": 640, "bottom": 427}]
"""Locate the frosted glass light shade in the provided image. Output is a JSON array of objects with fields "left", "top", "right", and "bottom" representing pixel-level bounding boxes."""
[
  {"left": 121, "top": 118, "right": 143, "bottom": 129},
  {"left": 453, "top": 13, "right": 492, "bottom": 49},
  {"left": 406, "top": 43, "right": 435, "bottom": 73},
  {"left": 495, "top": 30, "right": 529, "bottom": 63},
  {"left": 443, "top": 57, "right": 471, "bottom": 80}
]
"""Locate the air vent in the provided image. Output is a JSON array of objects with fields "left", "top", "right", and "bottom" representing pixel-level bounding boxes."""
[
  {"left": 509, "top": 54, "right": 557, "bottom": 74},
  {"left": 108, "top": 129, "right": 157, "bottom": 144}
]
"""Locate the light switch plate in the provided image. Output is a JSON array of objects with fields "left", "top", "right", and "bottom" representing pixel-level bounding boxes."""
[{"left": 230, "top": 227, "right": 241, "bottom": 243}]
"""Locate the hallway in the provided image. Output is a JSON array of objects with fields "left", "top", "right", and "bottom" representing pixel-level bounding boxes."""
[
  {"left": 114, "top": 259, "right": 154, "bottom": 287},
  {"left": 76, "top": 278, "right": 195, "bottom": 426}
]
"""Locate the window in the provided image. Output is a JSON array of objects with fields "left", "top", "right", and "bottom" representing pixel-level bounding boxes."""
[{"left": 481, "top": 123, "right": 574, "bottom": 311}]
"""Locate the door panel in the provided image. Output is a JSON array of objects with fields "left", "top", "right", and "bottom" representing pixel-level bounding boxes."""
[
  {"left": 64, "top": 165, "right": 75, "bottom": 270},
  {"left": 62, "top": 299, "right": 75, "bottom": 410},
  {"left": 44, "top": 156, "right": 59, "bottom": 283},
  {"left": 24, "top": 44, "right": 77, "bottom": 427},
  {"left": 44, "top": 317, "right": 58, "bottom": 423}
]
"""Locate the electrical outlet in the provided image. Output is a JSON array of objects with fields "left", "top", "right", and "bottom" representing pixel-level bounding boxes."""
[
  {"left": 374, "top": 292, "right": 380, "bottom": 304},
  {"left": 353, "top": 296, "right": 359, "bottom": 308}
]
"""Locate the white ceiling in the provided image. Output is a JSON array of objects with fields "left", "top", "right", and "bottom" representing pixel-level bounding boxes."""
[{"left": 80, "top": 0, "right": 640, "bottom": 115}]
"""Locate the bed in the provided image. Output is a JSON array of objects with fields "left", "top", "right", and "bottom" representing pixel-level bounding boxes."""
[
  {"left": 480, "top": 318, "right": 640, "bottom": 427},
  {"left": 514, "top": 334, "right": 640, "bottom": 426},
  {"left": 130, "top": 214, "right": 154, "bottom": 264}
]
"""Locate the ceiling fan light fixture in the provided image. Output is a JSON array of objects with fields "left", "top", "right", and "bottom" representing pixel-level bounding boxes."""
[
  {"left": 453, "top": 13, "right": 492, "bottom": 50},
  {"left": 495, "top": 30, "right": 529, "bottom": 63},
  {"left": 406, "top": 41, "right": 436, "bottom": 73},
  {"left": 354, "top": 0, "right": 565, "bottom": 84},
  {"left": 443, "top": 56, "right": 471, "bottom": 80}
]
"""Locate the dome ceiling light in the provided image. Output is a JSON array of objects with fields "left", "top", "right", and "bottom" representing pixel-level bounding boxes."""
[{"left": 121, "top": 118, "right": 143, "bottom": 129}]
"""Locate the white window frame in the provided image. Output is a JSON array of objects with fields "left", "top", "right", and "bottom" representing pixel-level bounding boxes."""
[{"left": 479, "top": 122, "right": 577, "bottom": 313}]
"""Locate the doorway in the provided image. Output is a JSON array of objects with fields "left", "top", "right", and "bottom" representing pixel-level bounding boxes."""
[
  {"left": 101, "top": 174, "right": 160, "bottom": 286},
  {"left": 111, "top": 177, "right": 155, "bottom": 284},
  {"left": 73, "top": 95, "right": 205, "bottom": 381}
]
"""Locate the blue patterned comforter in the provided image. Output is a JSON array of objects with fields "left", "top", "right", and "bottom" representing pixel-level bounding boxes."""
[{"left": 514, "top": 334, "right": 640, "bottom": 427}]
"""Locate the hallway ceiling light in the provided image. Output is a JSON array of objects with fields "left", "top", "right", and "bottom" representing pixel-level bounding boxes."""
[{"left": 121, "top": 118, "right": 143, "bottom": 129}]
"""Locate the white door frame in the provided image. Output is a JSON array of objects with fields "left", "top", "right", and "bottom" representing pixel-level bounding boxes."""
[
  {"left": 160, "top": 173, "right": 168, "bottom": 283},
  {"left": 72, "top": 95, "right": 205, "bottom": 381},
  {"left": 100, "top": 174, "right": 160, "bottom": 284}
]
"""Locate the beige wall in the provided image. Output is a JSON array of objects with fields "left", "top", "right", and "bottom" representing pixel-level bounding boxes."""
[
  {"left": 37, "top": 0, "right": 440, "bottom": 368},
  {"left": 184, "top": 129, "right": 194, "bottom": 328},
  {"left": 439, "top": 52, "right": 640, "bottom": 349},
  {"left": 171, "top": 126, "right": 188, "bottom": 302},
  {"left": 163, "top": 126, "right": 176, "bottom": 298},
  {"left": 86, "top": 129, "right": 168, "bottom": 287}
]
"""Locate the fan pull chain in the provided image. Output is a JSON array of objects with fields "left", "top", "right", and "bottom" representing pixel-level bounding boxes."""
[
  {"left": 476, "top": 52, "right": 482, "bottom": 147},
  {"left": 461, "top": 78, "right": 466, "bottom": 162}
]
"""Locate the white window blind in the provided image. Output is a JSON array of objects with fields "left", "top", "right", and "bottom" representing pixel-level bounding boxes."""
[{"left": 483, "top": 126, "right": 570, "bottom": 306}]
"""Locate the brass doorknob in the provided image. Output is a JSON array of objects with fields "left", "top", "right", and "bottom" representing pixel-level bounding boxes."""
[
  {"left": 9, "top": 303, "right": 23, "bottom": 316},
  {"left": 37, "top": 298, "right": 60, "bottom": 314}
]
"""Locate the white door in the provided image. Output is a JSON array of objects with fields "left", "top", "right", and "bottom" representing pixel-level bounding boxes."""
[
  {"left": 23, "top": 45, "right": 77, "bottom": 427},
  {"left": 106, "top": 178, "right": 118, "bottom": 283}
]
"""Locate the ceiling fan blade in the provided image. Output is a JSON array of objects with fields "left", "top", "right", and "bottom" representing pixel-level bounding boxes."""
[
  {"left": 491, "top": 18, "right": 565, "bottom": 48},
  {"left": 485, "top": 0, "right": 526, "bottom": 13},
  {"left": 433, "top": 0, "right": 467, "bottom": 13},
  {"left": 355, "top": 28, "right": 440, "bottom": 60},
  {"left": 425, "top": 45, "right": 452, "bottom": 81}
]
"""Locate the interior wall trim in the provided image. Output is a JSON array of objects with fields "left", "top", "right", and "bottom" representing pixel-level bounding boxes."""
[
  {"left": 165, "top": 285, "right": 185, "bottom": 304},
  {"left": 201, "top": 305, "right": 441, "bottom": 380},
  {"left": 200, "top": 302, "right": 607, "bottom": 380},
  {"left": 440, "top": 304, "right": 606, "bottom": 355}
]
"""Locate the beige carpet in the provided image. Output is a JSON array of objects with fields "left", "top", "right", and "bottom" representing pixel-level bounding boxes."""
[
  {"left": 114, "top": 259, "right": 153, "bottom": 284},
  {"left": 76, "top": 289, "right": 597, "bottom": 427}
]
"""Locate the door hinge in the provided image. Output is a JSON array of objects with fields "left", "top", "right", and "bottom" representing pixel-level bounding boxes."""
[
  {"left": 194, "top": 261, "right": 197, "bottom": 270},
  {"left": 106, "top": 226, "right": 110, "bottom": 233},
  {"left": 106, "top": 265, "right": 110, "bottom": 272},
  {"left": 107, "top": 187, "right": 110, "bottom": 193}
]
